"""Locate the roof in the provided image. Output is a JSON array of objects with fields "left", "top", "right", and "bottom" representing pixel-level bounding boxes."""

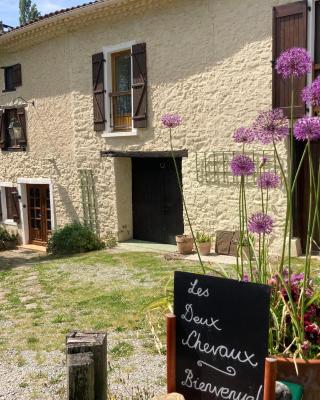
[{"left": 0, "top": 1, "right": 100, "bottom": 37}]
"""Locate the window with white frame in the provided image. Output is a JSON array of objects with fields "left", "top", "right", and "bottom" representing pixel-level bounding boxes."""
[
  {"left": 0, "top": 185, "right": 20, "bottom": 224},
  {"left": 92, "top": 42, "right": 147, "bottom": 135}
]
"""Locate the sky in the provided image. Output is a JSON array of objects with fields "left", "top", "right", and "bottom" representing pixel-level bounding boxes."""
[{"left": 0, "top": 0, "right": 83, "bottom": 27}]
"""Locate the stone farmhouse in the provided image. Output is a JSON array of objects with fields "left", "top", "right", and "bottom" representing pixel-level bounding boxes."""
[{"left": 0, "top": 0, "right": 319, "bottom": 252}]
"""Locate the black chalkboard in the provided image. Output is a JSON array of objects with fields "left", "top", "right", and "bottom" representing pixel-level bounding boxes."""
[{"left": 174, "top": 271, "right": 271, "bottom": 400}]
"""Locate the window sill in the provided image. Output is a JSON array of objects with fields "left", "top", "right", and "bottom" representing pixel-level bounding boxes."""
[
  {"left": 101, "top": 131, "right": 138, "bottom": 138},
  {"left": 1, "top": 147, "right": 26, "bottom": 152},
  {"left": 2, "top": 219, "right": 17, "bottom": 226}
]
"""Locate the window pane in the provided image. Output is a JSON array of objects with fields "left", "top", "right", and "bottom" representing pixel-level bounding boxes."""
[{"left": 115, "top": 53, "right": 131, "bottom": 92}]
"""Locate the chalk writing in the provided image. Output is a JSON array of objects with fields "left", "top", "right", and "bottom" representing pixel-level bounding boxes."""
[
  {"left": 188, "top": 279, "right": 209, "bottom": 297},
  {"left": 182, "top": 330, "right": 258, "bottom": 368},
  {"left": 197, "top": 360, "right": 236, "bottom": 377},
  {"left": 181, "top": 369, "right": 263, "bottom": 400},
  {"left": 181, "top": 303, "right": 222, "bottom": 330}
]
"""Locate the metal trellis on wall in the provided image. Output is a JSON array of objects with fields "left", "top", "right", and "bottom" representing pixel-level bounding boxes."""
[
  {"left": 195, "top": 150, "right": 279, "bottom": 185},
  {"left": 79, "top": 169, "right": 99, "bottom": 234}
]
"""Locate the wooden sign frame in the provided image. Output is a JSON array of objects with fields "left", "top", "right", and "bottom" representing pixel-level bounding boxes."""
[{"left": 166, "top": 314, "right": 277, "bottom": 400}]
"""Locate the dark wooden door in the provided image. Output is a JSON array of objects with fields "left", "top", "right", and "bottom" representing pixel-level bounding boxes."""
[
  {"left": 132, "top": 157, "right": 184, "bottom": 244},
  {"left": 294, "top": 142, "right": 320, "bottom": 253},
  {"left": 27, "top": 184, "right": 52, "bottom": 245}
]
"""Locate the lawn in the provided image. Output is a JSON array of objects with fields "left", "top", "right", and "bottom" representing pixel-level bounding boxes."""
[
  {"left": 0, "top": 248, "right": 319, "bottom": 399},
  {"left": 0, "top": 249, "right": 203, "bottom": 399}
]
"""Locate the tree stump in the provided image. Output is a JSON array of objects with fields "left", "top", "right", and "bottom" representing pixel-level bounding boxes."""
[
  {"left": 66, "top": 331, "right": 107, "bottom": 400},
  {"left": 67, "top": 352, "right": 94, "bottom": 400}
]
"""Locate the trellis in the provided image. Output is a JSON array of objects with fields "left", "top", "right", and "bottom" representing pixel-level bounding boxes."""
[
  {"left": 79, "top": 169, "right": 99, "bottom": 234},
  {"left": 195, "top": 150, "right": 279, "bottom": 185}
]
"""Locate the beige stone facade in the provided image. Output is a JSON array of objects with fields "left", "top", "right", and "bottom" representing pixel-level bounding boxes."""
[{"left": 0, "top": 0, "right": 311, "bottom": 251}]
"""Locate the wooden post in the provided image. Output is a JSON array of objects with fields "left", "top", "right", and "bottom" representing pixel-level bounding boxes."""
[
  {"left": 166, "top": 313, "right": 176, "bottom": 394},
  {"left": 66, "top": 331, "right": 107, "bottom": 400},
  {"left": 67, "top": 352, "right": 94, "bottom": 400},
  {"left": 263, "top": 357, "right": 277, "bottom": 400}
]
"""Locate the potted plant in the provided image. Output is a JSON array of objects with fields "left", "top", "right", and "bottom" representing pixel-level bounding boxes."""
[
  {"left": 195, "top": 232, "right": 212, "bottom": 256},
  {"left": 175, "top": 234, "right": 193, "bottom": 255}
]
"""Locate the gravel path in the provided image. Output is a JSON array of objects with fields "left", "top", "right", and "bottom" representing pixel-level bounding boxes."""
[{"left": 0, "top": 331, "right": 166, "bottom": 400}]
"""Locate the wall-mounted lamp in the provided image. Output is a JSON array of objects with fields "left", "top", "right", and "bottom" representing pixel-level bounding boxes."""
[{"left": 8, "top": 116, "right": 22, "bottom": 147}]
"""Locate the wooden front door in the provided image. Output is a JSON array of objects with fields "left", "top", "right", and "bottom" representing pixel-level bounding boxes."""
[
  {"left": 294, "top": 142, "right": 320, "bottom": 253},
  {"left": 27, "top": 184, "right": 52, "bottom": 245},
  {"left": 132, "top": 157, "right": 184, "bottom": 244}
]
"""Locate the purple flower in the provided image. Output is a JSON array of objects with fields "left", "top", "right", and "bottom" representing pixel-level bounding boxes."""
[
  {"left": 302, "top": 76, "right": 320, "bottom": 107},
  {"left": 233, "top": 127, "right": 255, "bottom": 144},
  {"left": 253, "top": 109, "right": 289, "bottom": 144},
  {"left": 293, "top": 117, "right": 320, "bottom": 141},
  {"left": 260, "top": 156, "right": 268, "bottom": 167},
  {"left": 161, "top": 114, "right": 182, "bottom": 128},
  {"left": 291, "top": 273, "right": 305, "bottom": 284},
  {"left": 242, "top": 273, "right": 250, "bottom": 282},
  {"left": 276, "top": 47, "right": 312, "bottom": 79},
  {"left": 248, "top": 213, "right": 274, "bottom": 235},
  {"left": 230, "top": 154, "right": 255, "bottom": 176},
  {"left": 257, "top": 172, "right": 281, "bottom": 190}
]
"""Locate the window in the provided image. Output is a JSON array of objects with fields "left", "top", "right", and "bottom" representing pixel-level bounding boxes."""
[
  {"left": 92, "top": 42, "right": 147, "bottom": 135},
  {"left": 0, "top": 107, "right": 27, "bottom": 151},
  {"left": 110, "top": 50, "right": 132, "bottom": 131},
  {"left": 2, "top": 64, "right": 22, "bottom": 92},
  {"left": 0, "top": 186, "right": 20, "bottom": 224}
]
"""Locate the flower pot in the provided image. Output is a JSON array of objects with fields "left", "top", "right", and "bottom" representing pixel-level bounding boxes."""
[
  {"left": 275, "top": 357, "right": 320, "bottom": 400},
  {"left": 197, "top": 241, "right": 211, "bottom": 256},
  {"left": 176, "top": 235, "right": 193, "bottom": 255}
]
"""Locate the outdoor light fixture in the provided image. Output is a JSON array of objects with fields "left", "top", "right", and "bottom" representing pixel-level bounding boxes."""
[{"left": 8, "top": 116, "right": 22, "bottom": 147}]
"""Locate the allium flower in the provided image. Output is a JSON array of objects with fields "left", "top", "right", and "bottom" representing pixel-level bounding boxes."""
[
  {"left": 293, "top": 117, "right": 320, "bottom": 141},
  {"left": 257, "top": 172, "right": 281, "bottom": 190},
  {"left": 260, "top": 156, "right": 268, "bottom": 167},
  {"left": 161, "top": 114, "right": 182, "bottom": 128},
  {"left": 230, "top": 154, "right": 255, "bottom": 176},
  {"left": 302, "top": 76, "right": 320, "bottom": 107},
  {"left": 248, "top": 213, "right": 274, "bottom": 235},
  {"left": 253, "top": 109, "right": 289, "bottom": 144},
  {"left": 276, "top": 47, "right": 312, "bottom": 79},
  {"left": 233, "top": 127, "right": 255, "bottom": 144}
]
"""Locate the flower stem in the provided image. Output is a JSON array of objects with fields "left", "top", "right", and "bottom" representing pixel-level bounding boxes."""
[{"left": 169, "top": 129, "right": 205, "bottom": 274}]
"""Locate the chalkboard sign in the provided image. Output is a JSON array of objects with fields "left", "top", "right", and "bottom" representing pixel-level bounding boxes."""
[{"left": 174, "top": 271, "right": 271, "bottom": 400}]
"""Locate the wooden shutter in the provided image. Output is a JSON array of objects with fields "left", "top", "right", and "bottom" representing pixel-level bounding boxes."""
[
  {"left": 273, "top": 1, "right": 308, "bottom": 118},
  {"left": 16, "top": 107, "right": 27, "bottom": 147},
  {"left": 92, "top": 52, "right": 106, "bottom": 131},
  {"left": 0, "top": 110, "right": 5, "bottom": 149},
  {"left": 12, "top": 64, "right": 22, "bottom": 87},
  {"left": 11, "top": 190, "right": 20, "bottom": 223},
  {"left": 132, "top": 43, "right": 147, "bottom": 128}
]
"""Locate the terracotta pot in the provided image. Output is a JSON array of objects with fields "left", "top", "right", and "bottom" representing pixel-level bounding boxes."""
[
  {"left": 197, "top": 241, "right": 211, "bottom": 256},
  {"left": 176, "top": 235, "right": 193, "bottom": 255},
  {"left": 275, "top": 357, "right": 320, "bottom": 400}
]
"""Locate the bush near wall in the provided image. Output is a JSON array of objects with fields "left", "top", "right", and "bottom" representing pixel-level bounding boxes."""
[
  {"left": 0, "top": 226, "right": 19, "bottom": 251},
  {"left": 47, "top": 223, "right": 105, "bottom": 255}
]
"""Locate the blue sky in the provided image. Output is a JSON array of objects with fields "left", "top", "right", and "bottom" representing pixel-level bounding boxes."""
[{"left": 0, "top": 0, "right": 83, "bottom": 27}]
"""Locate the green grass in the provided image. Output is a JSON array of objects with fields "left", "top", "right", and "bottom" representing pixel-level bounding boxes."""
[
  {"left": 0, "top": 250, "right": 201, "bottom": 354},
  {"left": 110, "top": 342, "right": 134, "bottom": 359}
]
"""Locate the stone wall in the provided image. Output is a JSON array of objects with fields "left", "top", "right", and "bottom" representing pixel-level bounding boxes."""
[{"left": 0, "top": 0, "right": 295, "bottom": 251}]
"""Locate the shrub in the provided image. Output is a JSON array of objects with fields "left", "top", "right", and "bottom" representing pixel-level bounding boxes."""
[
  {"left": 47, "top": 223, "right": 105, "bottom": 255},
  {"left": 0, "top": 226, "right": 18, "bottom": 251}
]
